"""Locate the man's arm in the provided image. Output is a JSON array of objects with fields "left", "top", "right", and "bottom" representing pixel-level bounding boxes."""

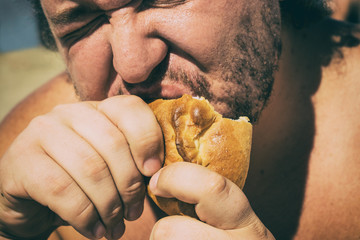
[
  {"left": 0, "top": 71, "right": 166, "bottom": 238},
  {"left": 0, "top": 72, "right": 78, "bottom": 157},
  {"left": 0, "top": 72, "right": 276, "bottom": 240},
  {"left": 0, "top": 72, "right": 162, "bottom": 239}
]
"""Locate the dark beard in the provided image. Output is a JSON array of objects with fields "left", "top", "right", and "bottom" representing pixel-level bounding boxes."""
[
  {"left": 219, "top": 1, "right": 282, "bottom": 122},
  {"left": 124, "top": 1, "right": 282, "bottom": 122},
  {"left": 280, "top": 0, "right": 332, "bottom": 27}
]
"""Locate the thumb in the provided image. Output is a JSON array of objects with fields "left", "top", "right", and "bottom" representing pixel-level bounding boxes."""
[{"left": 150, "top": 216, "right": 229, "bottom": 240}]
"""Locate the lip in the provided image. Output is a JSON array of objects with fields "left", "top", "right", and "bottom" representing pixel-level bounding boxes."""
[
  {"left": 107, "top": 75, "right": 191, "bottom": 102},
  {"left": 127, "top": 82, "right": 190, "bottom": 103}
]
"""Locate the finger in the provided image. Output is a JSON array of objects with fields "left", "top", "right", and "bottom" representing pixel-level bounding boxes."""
[
  {"left": 151, "top": 215, "right": 275, "bottom": 240},
  {"left": 96, "top": 95, "right": 164, "bottom": 176},
  {"left": 150, "top": 216, "right": 229, "bottom": 240},
  {"left": 53, "top": 103, "right": 146, "bottom": 222},
  {"left": 34, "top": 113, "right": 123, "bottom": 238},
  {"left": 149, "top": 162, "right": 258, "bottom": 230},
  {"left": 4, "top": 140, "right": 103, "bottom": 239}
]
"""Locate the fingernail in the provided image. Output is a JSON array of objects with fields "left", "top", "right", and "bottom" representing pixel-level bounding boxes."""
[
  {"left": 112, "top": 222, "right": 125, "bottom": 239},
  {"left": 126, "top": 201, "right": 143, "bottom": 221},
  {"left": 93, "top": 221, "right": 106, "bottom": 239},
  {"left": 149, "top": 170, "right": 160, "bottom": 192},
  {"left": 143, "top": 157, "right": 161, "bottom": 176}
]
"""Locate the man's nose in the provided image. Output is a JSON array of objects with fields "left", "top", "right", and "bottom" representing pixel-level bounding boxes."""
[{"left": 108, "top": 9, "right": 168, "bottom": 84}]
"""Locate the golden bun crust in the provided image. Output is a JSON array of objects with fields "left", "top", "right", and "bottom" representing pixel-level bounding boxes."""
[{"left": 148, "top": 94, "right": 252, "bottom": 217}]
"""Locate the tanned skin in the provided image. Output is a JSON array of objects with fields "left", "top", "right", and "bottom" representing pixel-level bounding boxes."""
[{"left": 0, "top": 1, "right": 359, "bottom": 239}]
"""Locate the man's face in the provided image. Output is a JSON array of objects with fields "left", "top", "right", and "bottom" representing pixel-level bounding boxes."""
[{"left": 41, "top": 0, "right": 281, "bottom": 121}]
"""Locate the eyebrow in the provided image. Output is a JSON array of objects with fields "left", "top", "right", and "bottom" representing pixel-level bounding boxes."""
[{"left": 49, "top": 5, "right": 94, "bottom": 26}]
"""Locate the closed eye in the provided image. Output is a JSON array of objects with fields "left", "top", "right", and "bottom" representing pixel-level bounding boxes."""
[
  {"left": 60, "top": 15, "right": 109, "bottom": 48},
  {"left": 142, "top": 0, "right": 188, "bottom": 8}
]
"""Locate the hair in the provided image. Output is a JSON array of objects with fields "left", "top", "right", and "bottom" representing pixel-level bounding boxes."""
[
  {"left": 280, "top": 0, "right": 333, "bottom": 27},
  {"left": 29, "top": 0, "right": 332, "bottom": 51},
  {"left": 29, "top": 0, "right": 57, "bottom": 50}
]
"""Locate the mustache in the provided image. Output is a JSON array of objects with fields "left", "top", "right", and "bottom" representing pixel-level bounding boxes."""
[
  {"left": 121, "top": 56, "right": 212, "bottom": 101},
  {"left": 122, "top": 55, "right": 169, "bottom": 93}
]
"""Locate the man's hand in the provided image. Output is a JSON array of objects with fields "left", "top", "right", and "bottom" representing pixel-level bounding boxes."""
[
  {"left": 0, "top": 95, "right": 164, "bottom": 239},
  {"left": 149, "top": 162, "right": 274, "bottom": 240}
]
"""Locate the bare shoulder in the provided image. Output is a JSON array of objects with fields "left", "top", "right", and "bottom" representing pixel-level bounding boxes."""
[
  {"left": 0, "top": 72, "right": 79, "bottom": 156},
  {"left": 246, "top": 18, "right": 360, "bottom": 239},
  {"left": 310, "top": 19, "right": 360, "bottom": 164},
  {"left": 296, "top": 22, "right": 360, "bottom": 238}
]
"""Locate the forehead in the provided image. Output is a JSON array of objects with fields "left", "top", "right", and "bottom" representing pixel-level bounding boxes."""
[{"left": 41, "top": 0, "right": 132, "bottom": 16}]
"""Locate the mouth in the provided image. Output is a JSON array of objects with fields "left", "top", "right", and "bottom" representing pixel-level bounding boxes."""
[
  {"left": 125, "top": 81, "right": 190, "bottom": 103},
  {"left": 120, "top": 55, "right": 193, "bottom": 103}
]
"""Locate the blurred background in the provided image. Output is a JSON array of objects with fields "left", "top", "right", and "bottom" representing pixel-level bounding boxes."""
[{"left": 0, "top": 0, "right": 65, "bottom": 121}]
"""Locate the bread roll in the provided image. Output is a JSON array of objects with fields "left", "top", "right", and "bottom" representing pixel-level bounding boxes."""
[{"left": 148, "top": 94, "right": 252, "bottom": 217}]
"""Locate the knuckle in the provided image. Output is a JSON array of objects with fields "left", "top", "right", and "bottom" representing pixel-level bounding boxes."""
[
  {"left": 100, "top": 194, "right": 124, "bottom": 224},
  {"left": 72, "top": 199, "right": 97, "bottom": 228},
  {"left": 88, "top": 195, "right": 124, "bottom": 227},
  {"left": 105, "top": 131, "right": 128, "bottom": 152},
  {"left": 50, "top": 103, "right": 80, "bottom": 119},
  {"left": 51, "top": 103, "right": 69, "bottom": 113},
  {"left": 81, "top": 156, "right": 110, "bottom": 183},
  {"left": 100, "top": 95, "right": 144, "bottom": 111},
  {"left": 135, "top": 131, "right": 162, "bottom": 151},
  {"left": 118, "top": 95, "right": 144, "bottom": 107},
  {"left": 51, "top": 102, "right": 95, "bottom": 122},
  {"left": 53, "top": 192, "right": 97, "bottom": 228},
  {"left": 101, "top": 204, "right": 124, "bottom": 226},
  {"left": 46, "top": 172, "right": 75, "bottom": 197},
  {"left": 105, "top": 204, "right": 123, "bottom": 221},
  {"left": 45, "top": 175, "right": 99, "bottom": 230},
  {"left": 28, "top": 115, "right": 55, "bottom": 131},
  {"left": 207, "top": 174, "right": 229, "bottom": 197},
  {"left": 121, "top": 180, "right": 145, "bottom": 204},
  {"left": 52, "top": 102, "right": 88, "bottom": 113},
  {"left": 75, "top": 199, "right": 94, "bottom": 219}
]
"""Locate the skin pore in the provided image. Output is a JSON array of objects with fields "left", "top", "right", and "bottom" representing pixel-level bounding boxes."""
[{"left": 41, "top": 0, "right": 281, "bottom": 122}]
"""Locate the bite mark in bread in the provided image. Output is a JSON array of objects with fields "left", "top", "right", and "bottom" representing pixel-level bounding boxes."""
[{"left": 148, "top": 94, "right": 252, "bottom": 217}]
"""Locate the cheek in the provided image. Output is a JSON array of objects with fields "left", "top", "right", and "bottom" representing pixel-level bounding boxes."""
[
  {"left": 66, "top": 29, "right": 114, "bottom": 100},
  {"left": 158, "top": 1, "right": 243, "bottom": 72}
]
